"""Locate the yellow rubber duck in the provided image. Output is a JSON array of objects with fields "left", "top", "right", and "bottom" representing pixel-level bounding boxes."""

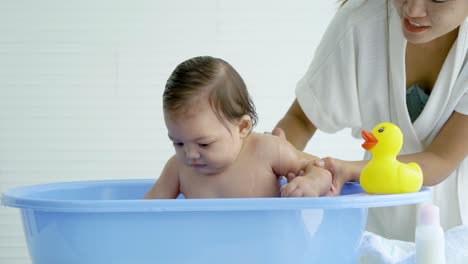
[{"left": 360, "top": 122, "right": 423, "bottom": 194}]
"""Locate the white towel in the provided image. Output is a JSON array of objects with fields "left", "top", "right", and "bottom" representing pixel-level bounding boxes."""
[{"left": 359, "top": 225, "right": 468, "bottom": 264}]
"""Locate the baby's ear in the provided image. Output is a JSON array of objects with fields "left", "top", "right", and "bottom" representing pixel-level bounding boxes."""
[{"left": 238, "top": 115, "right": 252, "bottom": 138}]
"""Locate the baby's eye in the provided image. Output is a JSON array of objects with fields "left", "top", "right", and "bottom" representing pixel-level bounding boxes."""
[
  {"left": 198, "top": 143, "right": 210, "bottom": 148},
  {"left": 173, "top": 142, "right": 184, "bottom": 147}
]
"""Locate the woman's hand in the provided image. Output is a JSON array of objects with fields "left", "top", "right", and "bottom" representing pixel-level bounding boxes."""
[{"left": 313, "top": 157, "right": 347, "bottom": 196}]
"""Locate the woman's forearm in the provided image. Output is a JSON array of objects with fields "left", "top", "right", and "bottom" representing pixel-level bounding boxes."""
[
  {"left": 346, "top": 112, "right": 467, "bottom": 186},
  {"left": 275, "top": 99, "right": 316, "bottom": 150},
  {"left": 339, "top": 151, "right": 463, "bottom": 186},
  {"left": 329, "top": 159, "right": 366, "bottom": 183},
  {"left": 398, "top": 112, "right": 468, "bottom": 186},
  {"left": 332, "top": 151, "right": 463, "bottom": 187},
  {"left": 398, "top": 152, "right": 461, "bottom": 186},
  {"left": 338, "top": 153, "right": 461, "bottom": 186}
]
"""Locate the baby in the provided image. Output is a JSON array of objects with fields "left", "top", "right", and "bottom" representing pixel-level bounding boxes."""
[{"left": 144, "top": 56, "right": 332, "bottom": 199}]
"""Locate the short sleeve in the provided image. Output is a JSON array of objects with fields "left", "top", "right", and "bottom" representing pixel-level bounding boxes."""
[
  {"left": 455, "top": 92, "right": 468, "bottom": 115},
  {"left": 295, "top": 4, "right": 363, "bottom": 133},
  {"left": 295, "top": 36, "right": 362, "bottom": 134},
  {"left": 295, "top": 0, "right": 388, "bottom": 134}
]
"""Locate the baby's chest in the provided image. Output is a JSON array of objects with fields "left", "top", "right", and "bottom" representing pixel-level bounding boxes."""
[
  {"left": 180, "top": 163, "right": 278, "bottom": 198},
  {"left": 220, "top": 169, "right": 280, "bottom": 198}
]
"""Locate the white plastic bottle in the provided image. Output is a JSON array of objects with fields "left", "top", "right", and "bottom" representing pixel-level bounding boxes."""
[{"left": 415, "top": 203, "right": 445, "bottom": 264}]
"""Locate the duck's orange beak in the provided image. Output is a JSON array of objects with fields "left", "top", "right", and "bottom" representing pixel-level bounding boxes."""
[{"left": 361, "top": 130, "right": 377, "bottom": 150}]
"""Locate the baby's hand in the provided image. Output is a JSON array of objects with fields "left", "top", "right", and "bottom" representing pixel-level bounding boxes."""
[{"left": 280, "top": 165, "right": 332, "bottom": 197}]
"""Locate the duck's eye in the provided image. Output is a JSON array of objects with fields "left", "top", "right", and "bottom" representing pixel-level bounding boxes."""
[{"left": 378, "top": 127, "right": 384, "bottom": 133}]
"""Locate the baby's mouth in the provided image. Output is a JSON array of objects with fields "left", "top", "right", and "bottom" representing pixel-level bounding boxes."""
[{"left": 190, "top": 163, "right": 207, "bottom": 168}]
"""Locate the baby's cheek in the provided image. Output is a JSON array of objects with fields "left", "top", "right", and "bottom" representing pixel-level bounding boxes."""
[
  {"left": 204, "top": 152, "right": 220, "bottom": 163},
  {"left": 174, "top": 150, "right": 185, "bottom": 161},
  {"left": 205, "top": 150, "right": 227, "bottom": 165}
]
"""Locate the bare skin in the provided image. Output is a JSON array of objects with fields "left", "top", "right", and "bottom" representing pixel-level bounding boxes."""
[
  {"left": 274, "top": 0, "right": 468, "bottom": 194},
  {"left": 144, "top": 98, "right": 332, "bottom": 199}
]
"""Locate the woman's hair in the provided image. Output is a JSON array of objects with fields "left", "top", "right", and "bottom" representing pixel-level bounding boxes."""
[{"left": 163, "top": 56, "right": 258, "bottom": 128}]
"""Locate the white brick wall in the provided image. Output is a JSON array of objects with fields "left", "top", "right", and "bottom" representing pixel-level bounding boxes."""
[{"left": 0, "top": 1, "right": 361, "bottom": 262}]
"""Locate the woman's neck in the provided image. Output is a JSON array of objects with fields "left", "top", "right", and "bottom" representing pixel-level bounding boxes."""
[
  {"left": 407, "top": 26, "right": 459, "bottom": 52},
  {"left": 405, "top": 27, "right": 460, "bottom": 91}
]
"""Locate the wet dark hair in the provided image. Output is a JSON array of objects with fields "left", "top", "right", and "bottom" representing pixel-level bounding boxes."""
[{"left": 163, "top": 56, "right": 258, "bottom": 129}]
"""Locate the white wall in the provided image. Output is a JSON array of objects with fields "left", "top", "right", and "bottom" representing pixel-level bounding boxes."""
[{"left": 0, "top": 1, "right": 362, "bottom": 263}]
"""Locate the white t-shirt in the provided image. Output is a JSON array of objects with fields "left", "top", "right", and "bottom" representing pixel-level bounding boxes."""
[{"left": 296, "top": 0, "right": 468, "bottom": 241}]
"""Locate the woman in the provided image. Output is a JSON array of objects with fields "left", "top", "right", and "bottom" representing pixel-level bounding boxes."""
[{"left": 275, "top": 0, "right": 467, "bottom": 241}]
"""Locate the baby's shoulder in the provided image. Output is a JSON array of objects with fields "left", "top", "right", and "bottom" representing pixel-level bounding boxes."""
[
  {"left": 165, "top": 154, "right": 183, "bottom": 171},
  {"left": 248, "top": 131, "right": 279, "bottom": 144},
  {"left": 247, "top": 132, "right": 286, "bottom": 154}
]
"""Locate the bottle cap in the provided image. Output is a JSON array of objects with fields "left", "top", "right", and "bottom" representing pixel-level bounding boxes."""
[{"left": 418, "top": 203, "right": 440, "bottom": 226}]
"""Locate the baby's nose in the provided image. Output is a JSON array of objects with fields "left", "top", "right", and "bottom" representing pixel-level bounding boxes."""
[{"left": 184, "top": 146, "right": 200, "bottom": 159}]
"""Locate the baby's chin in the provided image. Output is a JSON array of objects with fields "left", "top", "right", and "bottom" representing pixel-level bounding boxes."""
[{"left": 188, "top": 164, "right": 219, "bottom": 175}]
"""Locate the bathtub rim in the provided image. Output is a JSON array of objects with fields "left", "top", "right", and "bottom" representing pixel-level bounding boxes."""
[{"left": 1, "top": 179, "right": 431, "bottom": 212}]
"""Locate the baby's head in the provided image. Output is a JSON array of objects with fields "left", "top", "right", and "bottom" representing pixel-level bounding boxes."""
[
  {"left": 163, "top": 56, "right": 258, "bottom": 175},
  {"left": 163, "top": 56, "right": 257, "bottom": 130}
]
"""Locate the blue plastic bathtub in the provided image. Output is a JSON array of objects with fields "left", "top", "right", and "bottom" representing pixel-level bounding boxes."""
[{"left": 2, "top": 179, "right": 431, "bottom": 264}]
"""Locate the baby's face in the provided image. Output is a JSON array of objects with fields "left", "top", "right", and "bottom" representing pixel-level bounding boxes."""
[{"left": 164, "top": 104, "right": 244, "bottom": 175}]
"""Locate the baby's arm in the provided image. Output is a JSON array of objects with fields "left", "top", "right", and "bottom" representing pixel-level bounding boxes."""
[
  {"left": 279, "top": 151, "right": 333, "bottom": 197},
  {"left": 264, "top": 135, "right": 332, "bottom": 197},
  {"left": 285, "top": 157, "right": 364, "bottom": 197},
  {"left": 144, "top": 155, "right": 180, "bottom": 199}
]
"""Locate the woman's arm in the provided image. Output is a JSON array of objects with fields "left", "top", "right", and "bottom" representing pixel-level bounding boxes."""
[
  {"left": 399, "top": 112, "right": 468, "bottom": 186},
  {"left": 317, "top": 112, "right": 468, "bottom": 189},
  {"left": 274, "top": 99, "right": 317, "bottom": 150}
]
